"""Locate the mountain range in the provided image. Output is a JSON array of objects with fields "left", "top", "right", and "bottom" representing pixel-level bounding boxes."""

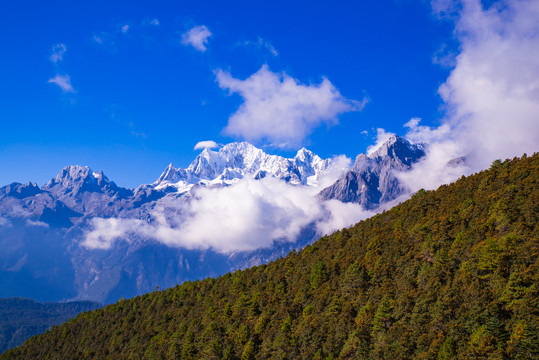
[
  {"left": 0, "top": 136, "right": 425, "bottom": 304},
  {"left": 3, "top": 153, "right": 535, "bottom": 359}
]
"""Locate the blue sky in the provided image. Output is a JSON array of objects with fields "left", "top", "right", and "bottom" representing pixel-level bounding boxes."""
[{"left": 2, "top": 0, "right": 535, "bottom": 188}]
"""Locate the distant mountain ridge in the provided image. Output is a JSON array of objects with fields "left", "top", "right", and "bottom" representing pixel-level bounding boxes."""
[
  {"left": 0, "top": 298, "right": 100, "bottom": 354},
  {"left": 0, "top": 138, "right": 426, "bottom": 303}
]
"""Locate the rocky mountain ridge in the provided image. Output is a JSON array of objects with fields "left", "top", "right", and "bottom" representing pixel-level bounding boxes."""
[
  {"left": 319, "top": 135, "right": 425, "bottom": 208},
  {"left": 0, "top": 138, "right": 425, "bottom": 303}
]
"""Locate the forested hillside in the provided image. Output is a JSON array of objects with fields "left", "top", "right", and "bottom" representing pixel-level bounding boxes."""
[
  {"left": 2, "top": 154, "right": 537, "bottom": 359},
  {"left": 0, "top": 298, "right": 100, "bottom": 353}
]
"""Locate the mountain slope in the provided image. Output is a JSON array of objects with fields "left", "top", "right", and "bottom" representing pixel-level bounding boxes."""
[
  {"left": 0, "top": 298, "right": 100, "bottom": 354},
  {"left": 3, "top": 154, "right": 537, "bottom": 359}
]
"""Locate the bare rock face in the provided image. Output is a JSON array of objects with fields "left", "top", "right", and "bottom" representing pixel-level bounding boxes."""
[{"left": 318, "top": 135, "right": 425, "bottom": 209}]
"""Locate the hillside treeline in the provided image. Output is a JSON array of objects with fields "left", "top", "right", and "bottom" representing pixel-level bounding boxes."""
[{"left": 2, "top": 154, "right": 538, "bottom": 359}]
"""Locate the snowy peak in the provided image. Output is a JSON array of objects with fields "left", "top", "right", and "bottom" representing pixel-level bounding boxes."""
[
  {"left": 155, "top": 163, "right": 188, "bottom": 185},
  {"left": 154, "top": 142, "right": 336, "bottom": 190},
  {"left": 294, "top": 147, "right": 316, "bottom": 163},
  {"left": 365, "top": 135, "right": 424, "bottom": 165}
]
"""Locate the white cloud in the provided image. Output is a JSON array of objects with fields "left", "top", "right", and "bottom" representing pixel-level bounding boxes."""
[
  {"left": 366, "top": 128, "right": 396, "bottom": 156},
  {"left": 50, "top": 43, "right": 66, "bottom": 63},
  {"left": 396, "top": 118, "right": 467, "bottom": 191},
  {"left": 181, "top": 25, "right": 212, "bottom": 52},
  {"left": 121, "top": 25, "right": 129, "bottom": 33},
  {"left": 194, "top": 140, "right": 219, "bottom": 150},
  {"left": 438, "top": 0, "right": 539, "bottom": 167},
  {"left": 26, "top": 220, "right": 49, "bottom": 227},
  {"left": 150, "top": 18, "right": 160, "bottom": 26},
  {"left": 10, "top": 205, "right": 31, "bottom": 218},
  {"left": 314, "top": 155, "right": 352, "bottom": 189},
  {"left": 83, "top": 174, "right": 373, "bottom": 254},
  {"left": 399, "top": 0, "right": 539, "bottom": 191},
  {"left": 216, "top": 65, "right": 367, "bottom": 149},
  {"left": 316, "top": 200, "right": 374, "bottom": 236},
  {"left": 83, "top": 218, "right": 144, "bottom": 250},
  {"left": 171, "top": 177, "right": 323, "bottom": 252},
  {"left": 48, "top": 74, "right": 74, "bottom": 93}
]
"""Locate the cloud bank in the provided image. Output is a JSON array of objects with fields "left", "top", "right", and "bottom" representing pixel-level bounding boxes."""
[
  {"left": 182, "top": 25, "right": 212, "bottom": 52},
  {"left": 83, "top": 175, "right": 372, "bottom": 254},
  {"left": 216, "top": 65, "right": 367, "bottom": 149},
  {"left": 399, "top": 0, "right": 539, "bottom": 191}
]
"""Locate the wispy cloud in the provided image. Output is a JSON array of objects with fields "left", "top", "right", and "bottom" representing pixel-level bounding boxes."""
[
  {"left": 150, "top": 18, "right": 159, "bottom": 26},
  {"left": 92, "top": 35, "right": 104, "bottom": 44},
  {"left": 48, "top": 74, "right": 74, "bottom": 93},
  {"left": 121, "top": 24, "right": 130, "bottom": 34},
  {"left": 243, "top": 37, "right": 279, "bottom": 56},
  {"left": 26, "top": 220, "right": 49, "bottom": 227},
  {"left": 216, "top": 65, "right": 367, "bottom": 149},
  {"left": 181, "top": 25, "right": 212, "bottom": 52},
  {"left": 92, "top": 32, "right": 116, "bottom": 49},
  {"left": 194, "top": 140, "right": 219, "bottom": 150},
  {"left": 366, "top": 128, "right": 396, "bottom": 156},
  {"left": 49, "top": 43, "right": 66, "bottom": 63}
]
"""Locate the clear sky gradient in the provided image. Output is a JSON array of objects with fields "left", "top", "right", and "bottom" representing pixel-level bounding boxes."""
[{"left": 0, "top": 0, "right": 463, "bottom": 187}]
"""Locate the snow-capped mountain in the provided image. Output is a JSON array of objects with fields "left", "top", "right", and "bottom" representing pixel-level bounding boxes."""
[
  {"left": 42, "top": 165, "right": 134, "bottom": 216},
  {"left": 318, "top": 135, "right": 425, "bottom": 208},
  {"left": 152, "top": 142, "right": 336, "bottom": 193},
  {"left": 0, "top": 138, "right": 425, "bottom": 304}
]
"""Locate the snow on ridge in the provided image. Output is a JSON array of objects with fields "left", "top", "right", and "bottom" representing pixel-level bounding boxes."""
[{"left": 153, "top": 141, "right": 337, "bottom": 191}]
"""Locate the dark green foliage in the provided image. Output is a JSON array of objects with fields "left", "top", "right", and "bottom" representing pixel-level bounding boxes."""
[
  {"left": 309, "top": 261, "right": 328, "bottom": 289},
  {"left": 2, "top": 154, "right": 538, "bottom": 359},
  {"left": 0, "top": 298, "right": 100, "bottom": 353}
]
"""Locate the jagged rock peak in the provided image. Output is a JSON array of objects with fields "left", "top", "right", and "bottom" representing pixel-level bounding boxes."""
[
  {"left": 44, "top": 165, "right": 108, "bottom": 187},
  {"left": 319, "top": 135, "right": 425, "bottom": 209},
  {"left": 295, "top": 147, "right": 315, "bottom": 161},
  {"left": 154, "top": 141, "right": 334, "bottom": 187},
  {"left": 156, "top": 163, "right": 179, "bottom": 184},
  {"left": 0, "top": 181, "right": 42, "bottom": 199},
  {"left": 362, "top": 135, "right": 425, "bottom": 167}
]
